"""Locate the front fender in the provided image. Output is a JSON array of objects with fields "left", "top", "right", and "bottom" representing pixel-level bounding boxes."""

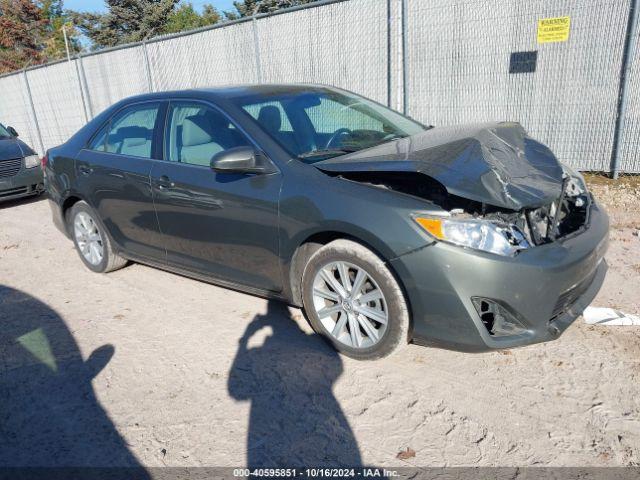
[{"left": 277, "top": 164, "right": 438, "bottom": 304}]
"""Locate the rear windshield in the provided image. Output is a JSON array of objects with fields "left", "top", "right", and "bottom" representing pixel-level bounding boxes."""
[{"left": 230, "top": 88, "right": 427, "bottom": 162}]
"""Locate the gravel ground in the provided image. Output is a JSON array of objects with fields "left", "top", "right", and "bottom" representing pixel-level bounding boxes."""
[{"left": 0, "top": 186, "right": 639, "bottom": 469}]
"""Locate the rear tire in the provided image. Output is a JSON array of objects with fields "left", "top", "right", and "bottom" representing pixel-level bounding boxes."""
[
  {"left": 68, "top": 201, "right": 128, "bottom": 273},
  {"left": 301, "top": 239, "right": 410, "bottom": 360}
]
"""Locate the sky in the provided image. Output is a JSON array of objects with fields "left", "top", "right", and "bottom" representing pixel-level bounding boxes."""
[{"left": 63, "top": 0, "right": 237, "bottom": 13}]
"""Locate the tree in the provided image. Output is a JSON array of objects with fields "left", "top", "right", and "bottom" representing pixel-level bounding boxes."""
[
  {"left": 72, "top": 0, "right": 180, "bottom": 49},
  {"left": 39, "top": 0, "right": 63, "bottom": 18},
  {"left": 224, "top": 0, "right": 318, "bottom": 20},
  {"left": 39, "top": 0, "right": 81, "bottom": 60},
  {"left": 0, "top": 0, "right": 49, "bottom": 73},
  {"left": 163, "top": 2, "right": 221, "bottom": 35},
  {"left": 201, "top": 4, "right": 221, "bottom": 25}
]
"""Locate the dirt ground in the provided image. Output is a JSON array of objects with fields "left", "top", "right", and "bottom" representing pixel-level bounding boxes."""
[{"left": 0, "top": 181, "right": 639, "bottom": 469}]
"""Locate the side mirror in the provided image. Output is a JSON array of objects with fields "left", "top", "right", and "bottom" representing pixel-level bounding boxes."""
[
  {"left": 211, "top": 146, "right": 276, "bottom": 174},
  {"left": 7, "top": 126, "right": 18, "bottom": 137}
]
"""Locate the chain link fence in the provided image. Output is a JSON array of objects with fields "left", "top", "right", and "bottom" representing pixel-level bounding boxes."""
[
  {"left": 0, "top": 0, "right": 638, "bottom": 175},
  {"left": 616, "top": 0, "right": 640, "bottom": 175},
  {"left": 404, "top": 0, "right": 633, "bottom": 174}
]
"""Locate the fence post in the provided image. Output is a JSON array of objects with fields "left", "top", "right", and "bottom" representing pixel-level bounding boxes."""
[
  {"left": 611, "top": 0, "right": 638, "bottom": 179},
  {"left": 386, "top": 0, "right": 392, "bottom": 108},
  {"left": 77, "top": 53, "right": 94, "bottom": 119},
  {"left": 142, "top": 40, "right": 154, "bottom": 92},
  {"left": 252, "top": 15, "right": 263, "bottom": 83},
  {"left": 22, "top": 69, "right": 45, "bottom": 156},
  {"left": 63, "top": 26, "right": 89, "bottom": 124},
  {"left": 74, "top": 59, "right": 89, "bottom": 123},
  {"left": 401, "top": 0, "right": 409, "bottom": 115}
]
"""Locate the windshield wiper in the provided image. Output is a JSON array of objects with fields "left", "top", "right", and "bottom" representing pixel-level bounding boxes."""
[
  {"left": 297, "top": 147, "right": 359, "bottom": 160},
  {"left": 364, "top": 134, "right": 409, "bottom": 149},
  {"left": 380, "top": 134, "right": 407, "bottom": 143}
]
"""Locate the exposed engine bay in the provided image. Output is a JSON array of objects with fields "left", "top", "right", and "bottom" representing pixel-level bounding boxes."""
[
  {"left": 313, "top": 121, "right": 592, "bottom": 256},
  {"left": 332, "top": 171, "right": 590, "bottom": 248}
]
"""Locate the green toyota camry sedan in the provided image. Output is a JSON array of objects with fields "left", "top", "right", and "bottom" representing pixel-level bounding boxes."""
[{"left": 43, "top": 85, "right": 608, "bottom": 360}]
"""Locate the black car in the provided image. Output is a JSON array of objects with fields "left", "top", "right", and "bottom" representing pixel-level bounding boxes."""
[
  {"left": 44, "top": 85, "right": 608, "bottom": 360},
  {"left": 0, "top": 123, "right": 44, "bottom": 202}
]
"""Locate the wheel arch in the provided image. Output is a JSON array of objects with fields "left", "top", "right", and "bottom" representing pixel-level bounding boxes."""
[
  {"left": 286, "top": 229, "right": 414, "bottom": 340},
  {"left": 60, "top": 194, "right": 118, "bottom": 253},
  {"left": 59, "top": 192, "right": 87, "bottom": 235}
]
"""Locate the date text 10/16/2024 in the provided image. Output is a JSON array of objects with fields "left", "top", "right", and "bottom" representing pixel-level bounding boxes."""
[{"left": 233, "top": 468, "right": 400, "bottom": 478}]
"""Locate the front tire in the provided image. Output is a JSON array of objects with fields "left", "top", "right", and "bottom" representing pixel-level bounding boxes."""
[
  {"left": 68, "top": 201, "right": 127, "bottom": 273},
  {"left": 301, "top": 239, "right": 410, "bottom": 360}
]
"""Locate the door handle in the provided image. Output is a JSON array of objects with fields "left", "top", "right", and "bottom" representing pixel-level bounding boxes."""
[
  {"left": 78, "top": 165, "right": 93, "bottom": 176},
  {"left": 156, "top": 175, "right": 175, "bottom": 190}
]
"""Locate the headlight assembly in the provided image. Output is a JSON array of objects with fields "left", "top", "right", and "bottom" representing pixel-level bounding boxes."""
[
  {"left": 413, "top": 215, "right": 530, "bottom": 257},
  {"left": 561, "top": 163, "right": 588, "bottom": 196},
  {"left": 24, "top": 154, "right": 40, "bottom": 169}
]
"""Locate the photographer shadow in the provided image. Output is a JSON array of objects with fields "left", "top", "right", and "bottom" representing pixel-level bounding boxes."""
[
  {"left": 228, "top": 300, "right": 362, "bottom": 468},
  {"left": 0, "top": 285, "right": 148, "bottom": 475}
]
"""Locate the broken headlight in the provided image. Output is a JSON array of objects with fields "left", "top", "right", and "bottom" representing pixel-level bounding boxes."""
[
  {"left": 414, "top": 215, "right": 530, "bottom": 256},
  {"left": 562, "top": 163, "right": 588, "bottom": 197}
]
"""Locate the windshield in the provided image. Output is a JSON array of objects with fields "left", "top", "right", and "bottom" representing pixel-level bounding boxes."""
[
  {"left": 231, "top": 88, "right": 428, "bottom": 162},
  {"left": 0, "top": 123, "right": 12, "bottom": 139}
]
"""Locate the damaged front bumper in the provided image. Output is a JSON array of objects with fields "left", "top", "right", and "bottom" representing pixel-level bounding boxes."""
[{"left": 391, "top": 198, "right": 609, "bottom": 352}]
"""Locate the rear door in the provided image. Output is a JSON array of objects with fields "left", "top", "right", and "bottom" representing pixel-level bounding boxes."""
[
  {"left": 75, "top": 101, "right": 165, "bottom": 261},
  {"left": 150, "top": 100, "right": 283, "bottom": 292}
]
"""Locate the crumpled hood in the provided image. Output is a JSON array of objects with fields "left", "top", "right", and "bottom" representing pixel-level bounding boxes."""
[
  {"left": 0, "top": 137, "right": 32, "bottom": 161},
  {"left": 314, "top": 122, "right": 565, "bottom": 210}
]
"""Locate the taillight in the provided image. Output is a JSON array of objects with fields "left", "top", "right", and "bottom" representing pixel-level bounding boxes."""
[{"left": 41, "top": 154, "right": 48, "bottom": 170}]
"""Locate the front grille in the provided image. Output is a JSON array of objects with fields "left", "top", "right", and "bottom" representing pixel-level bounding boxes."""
[
  {"left": 0, "top": 158, "right": 22, "bottom": 178},
  {"left": 551, "top": 270, "right": 596, "bottom": 319}
]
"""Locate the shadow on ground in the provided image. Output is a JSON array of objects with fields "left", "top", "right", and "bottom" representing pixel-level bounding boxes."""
[
  {"left": 0, "top": 284, "right": 361, "bottom": 470},
  {"left": 228, "top": 300, "right": 362, "bottom": 467},
  {"left": 0, "top": 194, "right": 46, "bottom": 211},
  {"left": 0, "top": 285, "right": 147, "bottom": 473}
]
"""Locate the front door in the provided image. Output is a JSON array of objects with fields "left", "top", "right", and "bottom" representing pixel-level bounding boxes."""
[
  {"left": 76, "top": 101, "right": 165, "bottom": 261},
  {"left": 150, "top": 101, "right": 282, "bottom": 292}
]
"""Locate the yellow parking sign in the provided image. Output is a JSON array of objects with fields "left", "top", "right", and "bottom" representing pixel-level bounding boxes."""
[{"left": 537, "top": 16, "right": 571, "bottom": 43}]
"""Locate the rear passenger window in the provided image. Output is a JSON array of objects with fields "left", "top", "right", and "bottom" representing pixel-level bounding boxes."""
[
  {"left": 88, "top": 124, "right": 109, "bottom": 152},
  {"left": 90, "top": 104, "right": 159, "bottom": 158}
]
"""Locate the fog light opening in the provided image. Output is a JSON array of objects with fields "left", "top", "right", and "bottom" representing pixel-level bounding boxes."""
[
  {"left": 477, "top": 300, "right": 495, "bottom": 332},
  {"left": 472, "top": 297, "right": 529, "bottom": 337}
]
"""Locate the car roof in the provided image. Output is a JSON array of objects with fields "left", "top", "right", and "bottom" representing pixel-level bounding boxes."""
[{"left": 123, "top": 83, "right": 341, "bottom": 104}]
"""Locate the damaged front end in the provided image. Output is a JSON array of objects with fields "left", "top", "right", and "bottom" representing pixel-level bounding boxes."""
[
  {"left": 307, "top": 120, "right": 608, "bottom": 351},
  {"left": 314, "top": 122, "right": 592, "bottom": 257},
  {"left": 460, "top": 165, "right": 591, "bottom": 251},
  {"left": 524, "top": 170, "right": 590, "bottom": 245},
  {"left": 328, "top": 168, "right": 591, "bottom": 258},
  {"left": 422, "top": 168, "right": 591, "bottom": 256}
]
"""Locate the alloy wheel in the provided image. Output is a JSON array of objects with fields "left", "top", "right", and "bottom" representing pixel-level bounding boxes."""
[
  {"left": 73, "top": 211, "right": 104, "bottom": 266},
  {"left": 312, "top": 261, "right": 388, "bottom": 349}
]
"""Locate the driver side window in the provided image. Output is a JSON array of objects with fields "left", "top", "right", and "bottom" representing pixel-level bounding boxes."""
[{"left": 165, "top": 103, "right": 250, "bottom": 167}]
